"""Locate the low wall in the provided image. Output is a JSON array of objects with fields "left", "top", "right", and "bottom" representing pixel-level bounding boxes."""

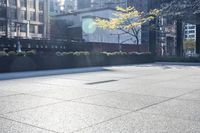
[{"left": 0, "top": 53, "right": 154, "bottom": 73}]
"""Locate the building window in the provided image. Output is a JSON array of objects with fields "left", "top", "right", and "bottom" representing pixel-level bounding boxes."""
[
  {"left": 10, "top": 22, "right": 16, "bottom": 32},
  {"left": 20, "top": 24, "right": 27, "bottom": 32},
  {"left": 10, "top": 9, "right": 17, "bottom": 19},
  {"left": 0, "top": 0, "right": 6, "bottom": 5},
  {"left": 0, "top": 7, "right": 6, "bottom": 18},
  {"left": 39, "top": 13, "right": 44, "bottom": 22},
  {"left": 189, "top": 35, "right": 195, "bottom": 38},
  {"left": 20, "top": 10, "right": 26, "bottom": 20},
  {"left": 39, "top": 0, "right": 44, "bottom": 10},
  {"left": 29, "top": 24, "right": 35, "bottom": 33},
  {"left": 10, "top": 0, "right": 17, "bottom": 6},
  {"left": 0, "top": 21, "right": 6, "bottom": 32},
  {"left": 189, "top": 30, "right": 195, "bottom": 33},
  {"left": 30, "top": 0, "right": 35, "bottom": 9},
  {"left": 189, "top": 26, "right": 195, "bottom": 29},
  {"left": 30, "top": 11, "right": 36, "bottom": 21},
  {"left": 50, "top": 0, "right": 54, "bottom": 12},
  {"left": 38, "top": 25, "right": 43, "bottom": 34},
  {"left": 20, "top": 0, "right": 26, "bottom": 7}
]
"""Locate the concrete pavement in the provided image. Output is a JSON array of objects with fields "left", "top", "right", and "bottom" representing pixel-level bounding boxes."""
[{"left": 0, "top": 62, "right": 200, "bottom": 133}]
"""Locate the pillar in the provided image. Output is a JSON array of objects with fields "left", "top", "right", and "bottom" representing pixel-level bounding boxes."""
[
  {"left": 196, "top": 24, "right": 200, "bottom": 54},
  {"left": 176, "top": 20, "right": 183, "bottom": 56}
]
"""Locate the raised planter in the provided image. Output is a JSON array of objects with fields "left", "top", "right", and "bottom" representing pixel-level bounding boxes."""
[{"left": 0, "top": 52, "right": 154, "bottom": 73}]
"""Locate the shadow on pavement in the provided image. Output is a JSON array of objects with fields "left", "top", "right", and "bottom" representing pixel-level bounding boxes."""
[
  {"left": 0, "top": 67, "right": 113, "bottom": 81},
  {"left": 135, "top": 62, "right": 200, "bottom": 70}
]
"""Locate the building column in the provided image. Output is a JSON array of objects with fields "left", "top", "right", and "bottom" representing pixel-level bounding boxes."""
[
  {"left": 196, "top": 24, "right": 200, "bottom": 54},
  {"left": 148, "top": 0, "right": 160, "bottom": 56},
  {"left": 149, "top": 18, "right": 157, "bottom": 55},
  {"left": 176, "top": 20, "right": 183, "bottom": 56}
]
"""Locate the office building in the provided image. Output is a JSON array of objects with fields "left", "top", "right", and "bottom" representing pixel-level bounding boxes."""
[
  {"left": 0, "top": 0, "right": 48, "bottom": 40},
  {"left": 184, "top": 24, "right": 196, "bottom": 40}
]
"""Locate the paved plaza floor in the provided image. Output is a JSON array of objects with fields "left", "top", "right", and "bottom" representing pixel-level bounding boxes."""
[{"left": 0, "top": 62, "right": 200, "bottom": 133}]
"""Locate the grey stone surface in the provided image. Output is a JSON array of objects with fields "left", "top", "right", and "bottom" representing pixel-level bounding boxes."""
[
  {"left": 73, "top": 92, "right": 168, "bottom": 111},
  {"left": 30, "top": 87, "right": 108, "bottom": 100},
  {"left": 0, "top": 90, "right": 20, "bottom": 97},
  {"left": 0, "top": 62, "right": 200, "bottom": 133},
  {"left": 0, "top": 94, "right": 60, "bottom": 114},
  {"left": 0, "top": 117, "right": 54, "bottom": 133},
  {"left": 0, "top": 83, "right": 59, "bottom": 93},
  {"left": 117, "top": 81, "right": 199, "bottom": 98},
  {"left": 139, "top": 99, "right": 200, "bottom": 121},
  {"left": 178, "top": 90, "right": 200, "bottom": 101},
  {"left": 2, "top": 102, "right": 128, "bottom": 133},
  {"left": 77, "top": 112, "right": 200, "bottom": 133}
]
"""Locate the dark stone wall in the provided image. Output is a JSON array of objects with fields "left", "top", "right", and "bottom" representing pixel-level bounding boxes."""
[
  {"left": 176, "top": 20, "right": 183, "bottom": 56},
  {"left": 196, "top": 24, "right": 200, "bottom": 54}
]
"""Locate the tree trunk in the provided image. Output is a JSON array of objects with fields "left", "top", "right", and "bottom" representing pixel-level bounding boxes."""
[
  {"left": 149, "top": 18, "right": 157, "bottom": 56},
  {"left": 136, "top": 36, "right": 140, "bottom": 52}
]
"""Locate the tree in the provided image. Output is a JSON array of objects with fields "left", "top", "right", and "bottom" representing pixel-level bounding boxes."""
[
  {"left": 161, "top": 0, "right": 200, "bottom": 19},
  {"left": 95, "top": 6, "right": 159, "bottom": 52},
  {"left": 183, "top": 39, "right": 196, "bottom": 51}
]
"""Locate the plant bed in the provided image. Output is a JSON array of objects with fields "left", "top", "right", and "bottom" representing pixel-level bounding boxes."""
[
  {"left": 0, "top": 51, "right": 155, "bottom": 73},
  {"left": 156, "top": 56, "right": 200, "bottom": 63}
]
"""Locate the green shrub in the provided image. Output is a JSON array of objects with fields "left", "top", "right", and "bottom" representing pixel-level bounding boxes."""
[
  {"left": 112, "top": 52, "right": 128, "bottom": 56},
  {"left": 16, "top": 51, "right": 26, "bottom": 56},
  {"left": 0, "top": 51, "right": 8, "bottom": 57},
  {"left": 128, "top": 52, "right": 140, "bottom": 56},
  {"left": 55, "top": 51, "right": 63, "bottom": 56},
  {"left": 101, "top": 52, "right": 113, "bottom": 56},
  {"left": 26, "top": 50, "right": 36, "bottom": 56},
  {"left": 73, "top": 51, "right": 90, "bottom": 56},
  {"left": 62, "top": 52, "right": 73, "bottom": 56},
  {"left": 8, "top": 51, "right": 16, "bottom": 56},
  {"left": 156, "top": 56, "right": 200, "bottom": 62}
]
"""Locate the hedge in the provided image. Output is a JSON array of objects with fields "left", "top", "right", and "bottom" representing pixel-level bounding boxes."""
[
  {"left": 156, "top": 56, "right": 200, "bottom": 63},
  {"left": 0, "top": 51, "right": 154, "bottom": 72}
]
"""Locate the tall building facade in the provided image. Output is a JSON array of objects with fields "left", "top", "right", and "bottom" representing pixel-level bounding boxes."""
[
  {"left": 64, "top": 0, "right": 128, "bottom": 13},
  {"left": 0, "top": 0, "right": 48, "bottom": 40}
]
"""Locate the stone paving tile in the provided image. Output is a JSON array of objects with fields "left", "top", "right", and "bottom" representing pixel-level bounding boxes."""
[
  {"left": 178, "top": 90, "right": 200, "bottom": 101},
  {"left": 2, "top": 102, "right": 129, "bottom": 133},
  {"left": 139, "top": 99, "right": 200, "bottom": 121},
  {"left": 0, "top": 90, "right": 20, "bottom": 97},
  {"left": 30, "top": 87, "right": 108, "bottom": 100},
  {"left": 117, "top": 82, "right": 198, "bottom": 98},
  {"left": 0, "top": 94, "right": 60, "bottom": 114},
  {"left": 76, "top": 112, "right": 200, "bottom": 133},
  {"left": 156, "top": 81, "right": 200, "bottom": 90},
  {"left": 33, "top": 78, "right": 86, "bottom": 87},
  {"left": 73, "top": 92, "right": 168, "bottom": 111},
  {"left": 0, "top": 117, "right": 54, "bottom": 133},
  {"left": 0, "top": 83, "right": 60, "bottom": 93}
]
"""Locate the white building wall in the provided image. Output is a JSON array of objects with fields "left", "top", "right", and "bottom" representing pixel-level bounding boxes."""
[
  {"left": 184, "top": 24, "right": 196, "bottom": 40},
  {"left": 56, "top": 9, "right": 141, "bottom": 44}
]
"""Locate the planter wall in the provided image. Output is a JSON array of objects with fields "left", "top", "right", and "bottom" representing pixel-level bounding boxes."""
[{"left": 0, "top": 54, "right": 154, "bottom": 73}]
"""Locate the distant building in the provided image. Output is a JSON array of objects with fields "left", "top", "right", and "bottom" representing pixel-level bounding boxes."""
[
  {"left": 157, "top": 17, "right": 176, "bottom": 56},
  {"left": 49, "top": 0, "right": 62, "bottom": 15},
  {"left": 53, "top": 8, "right": 141, "bottom": 44},
  {"left": 184, "top": 24, "right": 196, "bottom": 40},
  {"left": 64, "top": 0, "right": 128, "bottom": 13},
  {"left": 0, "top": 0, "right": 49, "bottom": 40}
]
